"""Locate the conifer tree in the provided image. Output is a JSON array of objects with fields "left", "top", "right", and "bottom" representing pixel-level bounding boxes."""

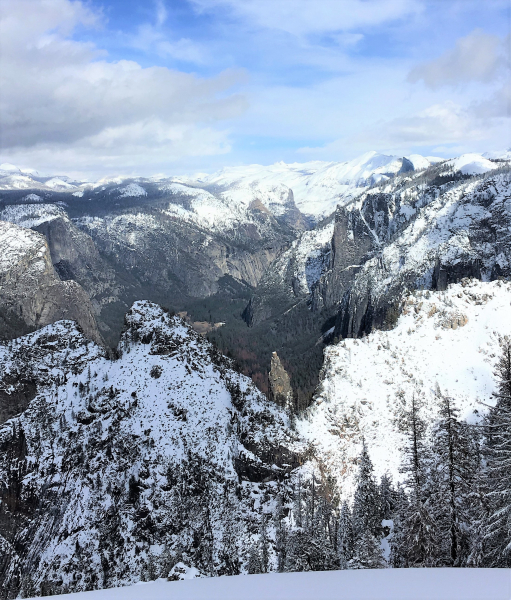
[
  {"left": 259, "top": 515, "right": 270, "bottom": 574},
  {"left": 430, "top": 392, "right": 478, "bottom": 566},
  {"left": 352, "top": 528, "right": 386, "bottom": 569},
  {"left": 379, "top": 473, "right": 394, "bottom": 522},
  {"left": 337, "top": 502, "right": 354, "bottom": 568},
  {"left": 247, "top": 544, "right": 262, "bottom": 574},
  {"left": 393, "top": 391, "right": 438, "bottom": 566},
  {"left": 352, "top": 441, "right": 381, "bottom": 539},
  {"left": 274, "top": 492, "right": 288, "bottom": 573},
  {"left": 484, "top": 338, "right": 511, "bottom": 566}
]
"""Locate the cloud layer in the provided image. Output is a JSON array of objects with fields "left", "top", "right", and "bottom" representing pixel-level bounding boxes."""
[
  {"left": 0, "top": 0, "right": 247, "bottom": 174},
  {"left": 191, "top": 0, "right": 422, "bottom": 36},
  {"left": 0, "top": 0, "right": 508, "bottom": 176},
  {"left": 408, "top": 29, "right": 506, "bottom": 89}
]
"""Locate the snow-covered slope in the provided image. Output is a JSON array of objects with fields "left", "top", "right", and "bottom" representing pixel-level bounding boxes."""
[
  {"left": 446, "top": 153, "right": 499, "bottom": 176},
  {"left": 299, "top": 279, "right": 511, "bottom": 501},
  {"left": 27, "top": 569, "right": 511, "bottom": 600},
  {"left": 0, "top": 203, "right": 66, "bottom": 229},
  {"left": 0, "top": 303, "right": 301, "bottom": 596},
  {"left": 0, "top": 152, "right": 446, "bottom": 222},
  {"left": 199, "top": 152, "right": 444, "bottom": 220}
]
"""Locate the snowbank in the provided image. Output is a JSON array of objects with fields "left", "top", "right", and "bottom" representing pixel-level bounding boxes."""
[{"left": 28, "top": 569, "right": 510, "bottom": 600}]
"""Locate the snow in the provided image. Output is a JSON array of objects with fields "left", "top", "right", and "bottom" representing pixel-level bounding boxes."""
[
  {"left": 23, "top": 193, "right": 43, "bottom": 202},
  {"left": 407, "top": 154, "right": 443, "bottom": 171},
  {"left": 0, "top": 302, "right": 300, "bottom": 589},
  {"left": 44, "top": 177, "right": 77, "bottom": 190},
  {"left": 0, "top": 203, "right": 65, "bottom": 228},
  {"left": 299, "top": 279, "right": 511, "bottom": 500},
  {"left": 447, "top": 153, "right": 500, "bottom": 176},
  {"left": 0, "top": 162, "right": 21, "bottom": 173},
  {"left": 26, "top": 569, "right": 511, "bottom": 600},
  {"left": 118, "top": 183, "right": 147, "bottom": 197},
  {"left": 199, "top": 152, "right": 440, "bottom": 221},
  {"left": 483, "top": 149, "right": 511, "bottom": 161},
  {"left": 0, "top": 219, "right": 48, "bottom": 273}
]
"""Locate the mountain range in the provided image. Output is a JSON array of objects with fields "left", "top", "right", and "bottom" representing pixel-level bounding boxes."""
[{"left": 1, "top": 148, "right": 511, "bottom": 596}]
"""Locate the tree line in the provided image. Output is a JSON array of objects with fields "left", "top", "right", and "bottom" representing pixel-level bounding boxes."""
[{"left": 245, "top": 339, "right": 511, "bottom": 572}]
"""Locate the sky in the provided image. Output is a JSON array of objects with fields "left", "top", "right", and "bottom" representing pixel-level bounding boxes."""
[{"left": 0, "top": 0, "right": 509, "bottom": 178}]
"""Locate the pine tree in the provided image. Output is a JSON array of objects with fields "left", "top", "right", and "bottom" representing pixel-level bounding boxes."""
[
  {"left": 274, "top": 492, "right": 288, "bottom": 573},
  {"left": 218, "top": 493, "right": 241, "bottom": 576},
  {"left": 259, "top": 514, "right": 270, "bottom": 574},
  {"left": 337, "top": 502, "right": 354, "bottom": 568},
  {"left": 351, "top": 528, "right": 386, "bottom": 569},
  {"left": 430, "top": 392, "right": 479, "bottom": 566},
  {"left": 393, "top": 391, "right": 439, "bottom": 566},
  {"left": 247, "top": 544, "right": 262, "bottom": 574},
  {"left": 484, "top": 338, "right": 511, "bottom": 566},
  {"left": 379, "top": 473, "right": 394, "bottom": 522},
  {"left": 352, "top": 441, "right": 381, "bottom": 539}
]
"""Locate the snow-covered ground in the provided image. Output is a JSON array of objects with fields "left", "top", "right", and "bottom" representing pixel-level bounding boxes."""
[
  {"left": 0, "top": 203, "right": 66, "bottom": 228},
  {"left": 446, "top": 153, "right": 500, "bottom": 176},
  {"left": 299, "top": 279, "right": 511, "bottom": 500},
  {"left": 199, "top": 151, "right": 444, "bottom": 220},
  {"left": 27, "top": 569, "right": 511, "bottom": 600}
]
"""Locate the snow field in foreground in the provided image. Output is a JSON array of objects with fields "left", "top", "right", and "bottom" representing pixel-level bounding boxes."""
[{"left": 28, "top": 569, "right": 511, "bottom": 600}]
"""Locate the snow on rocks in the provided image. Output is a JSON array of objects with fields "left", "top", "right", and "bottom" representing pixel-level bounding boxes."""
[
  {"left": 199, "top": 152, "right": 440, "bottom": 221},
  {"left": 298, "top": 279, "right": 511, "bottom": 501},
  {"left": 447, "top": 153, "right": 501, "bottom": 176},
  {"left": 118, "top": 183, "right": 147, "bottom": 198},
  {"left": 0, "top": 219, "right": 48, "bottom": 274},
  {"left": 0, "top": 302, "right": 302, "bottom": 593},
  {"left": 0, "top": 203, "right": 65, "bottom": 229}
]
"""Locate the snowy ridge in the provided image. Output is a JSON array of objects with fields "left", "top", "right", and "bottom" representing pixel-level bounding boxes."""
[
  {"left": 0, "top": 302, "right": 302, "bottom": 593},
  {"left": 0, "top": 219, "right": 48, "bottom": 274},
  {"left": 445, "top": 154, "right": 499, "bottom": 176},
  {"left": 199, "top": 151, "right": 444, "bottom": 220},
  {"left": 0, "top": 203, "right": 66, "bottom": 229},
  {"left": 351, "top": 169, "right": 511, "bottom": 304},
  {"left": 299, "top": 279, "right": 511, "bottom": 501}
]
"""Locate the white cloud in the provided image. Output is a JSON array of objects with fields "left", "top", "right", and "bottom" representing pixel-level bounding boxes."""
[
  {"left": 155, "top": 0, "right": 168, "bottom": 27},
  {"left": 299, "top": 95, "right": 510, "bottom": 159},
  {"left": 0, "top": 0, "right": 247, "bottom": 173},
  {"left": 131, "top": 24, "right": 206, "bottom": 64},
  {"left": 1, "top": 121, "right": 233, "bottom": 179},
  {"left": 408, "top": 29, "right": 506, "bottom": 89},
  {"left": 191, "top": 0, "right": 422, "bottom": 36}
]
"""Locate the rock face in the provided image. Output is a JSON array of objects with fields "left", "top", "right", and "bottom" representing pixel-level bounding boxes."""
[
  {"left": 0, "top": 220, "right": 103, "bottom": 346},
  {"left": 248, "top": 163, "right": 511, "bottom": 341},
  {"left": 0, "top": 302, "right": 302, "bottom": 598},
  {"left": 298, "top": 278, "right": 511, "bottom": 502},
  {"left": 268, "top": 352, "right": 294, "bottom": 411},
  {"left": 0, "top": 181, "right": 304, "bottom": 346}
]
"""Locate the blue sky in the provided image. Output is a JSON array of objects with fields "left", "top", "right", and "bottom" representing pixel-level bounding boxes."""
[{"left": 0, "top": 0, "right": 509, "bottom": 177}]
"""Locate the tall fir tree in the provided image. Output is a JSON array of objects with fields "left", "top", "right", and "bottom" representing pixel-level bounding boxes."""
[
  {"left": 430, "top": 391, "right": 479, "bottom": 566},
  {"left": 393, "top": 391, "right": 439, "bottom": 566},
  {"left": 337, "top": 502, "right": 354, "bottom": 568},
  {"left": 484, "top": 338, "right": 511, "bottom": 566},
  {"left": 352, "top": 441, "right": 381, "bottom": 540}
]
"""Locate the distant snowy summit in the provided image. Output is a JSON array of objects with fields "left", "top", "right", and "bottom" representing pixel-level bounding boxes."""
[
  {"left": 197, "top": 151, "right": 445, "bottom": 219},
  {"left": 1, "top": 150, "right": 509, "bottom": 222}
]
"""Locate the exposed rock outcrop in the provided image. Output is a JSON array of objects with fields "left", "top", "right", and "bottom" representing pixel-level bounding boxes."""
[
  {"left": 268, "top": 351, "right": 294, "bottom": 412},
  {"left": 0, "top": 220, "right": 103, "bottom": 346}
]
